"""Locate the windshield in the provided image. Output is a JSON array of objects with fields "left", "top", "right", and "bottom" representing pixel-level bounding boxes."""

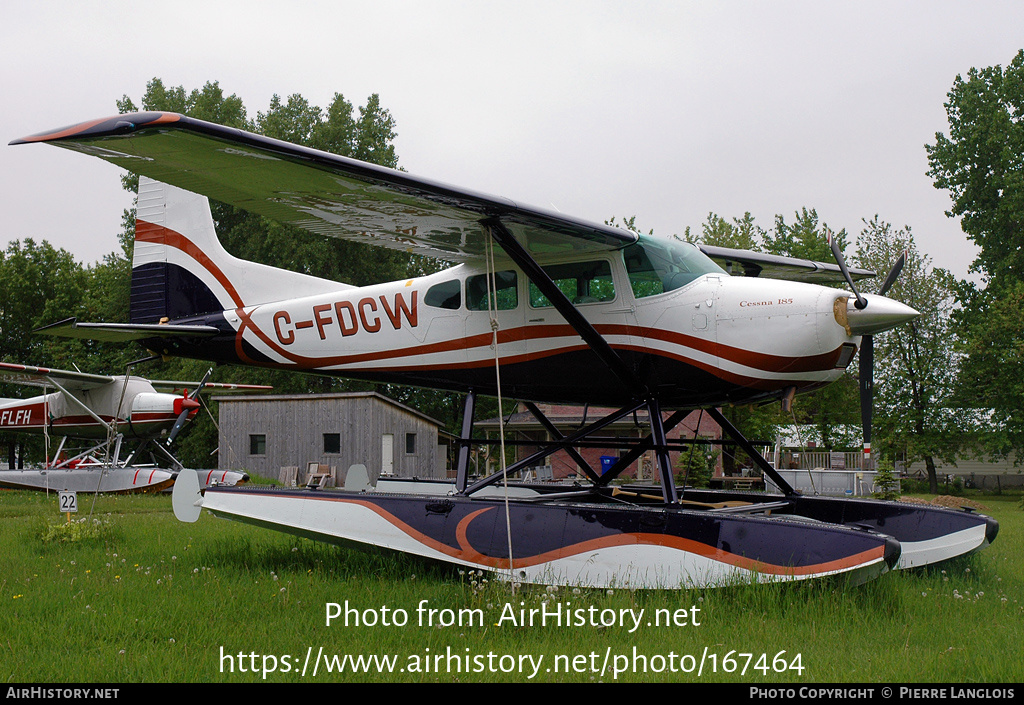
[{"left": 623, "top": 238, "right": 726, "bottom": 298}]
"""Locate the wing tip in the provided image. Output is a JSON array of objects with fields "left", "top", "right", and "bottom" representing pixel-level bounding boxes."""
[{"left": 11, "top": 112, "right": 183, "bottom": 146}]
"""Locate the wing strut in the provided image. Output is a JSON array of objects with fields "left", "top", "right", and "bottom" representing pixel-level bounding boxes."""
[
  {"left": 482, "top": 217, "right": 647, "bottom": 397},
  {"left": 468, "top": 218, "right": 682, "bottom": 501}
]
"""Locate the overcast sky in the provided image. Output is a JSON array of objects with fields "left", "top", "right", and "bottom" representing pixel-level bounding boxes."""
[{"left": 2, "top": 1, "right": 1022, "bottom": 283}]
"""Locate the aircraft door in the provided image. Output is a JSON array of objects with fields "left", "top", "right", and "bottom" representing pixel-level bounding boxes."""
[
  {"left": 521, "top": 259, "right": 627, "bottom": 400},
  {"left": 463, "top": 268, "right": 526, "bottom": 368}
]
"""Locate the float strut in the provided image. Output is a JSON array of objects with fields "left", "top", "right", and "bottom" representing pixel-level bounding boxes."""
[
  {"left": 648, "top": 398, "right": 678, "bottom": 503},
  {"left": 455, "top": 389, "right": 476, "bottom": 493}
]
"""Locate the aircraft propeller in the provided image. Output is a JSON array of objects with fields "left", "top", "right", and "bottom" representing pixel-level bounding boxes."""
[
  {"left": 827, "top": 232, "right": 907, "bottom": 468},
  {"left": 166, "top": 368, "right": 212, "bottom": 445}
]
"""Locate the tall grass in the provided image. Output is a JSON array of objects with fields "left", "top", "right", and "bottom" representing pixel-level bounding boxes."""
[{"left": 1, "top": 490, "right": 1020, "bottom": 683}]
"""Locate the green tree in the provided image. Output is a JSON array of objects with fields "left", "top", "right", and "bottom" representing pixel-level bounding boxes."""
[
  {"left": 925, "top": 50, "right": 1024, "bottom": 290},
  {"left": 854, "top": 217, "right": 962, "bottom": 493},
  {"left": 951, "top": 280, "right": 1024, "bottom": 461},
  {"left": 926, "top": 51, "right": 1024, "bottom": 464},
  {"left": 764, "top": 207, "right": 850, "bottom": 262},
  {"left": 0, "top": 239, "right": 91, "bottom": 465},
  {"left": 698, "top": 211, "right": 764, "bottom": 249}
]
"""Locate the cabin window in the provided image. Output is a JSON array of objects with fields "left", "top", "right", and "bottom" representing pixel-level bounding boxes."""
[
  {"left": 405, "top": 433, "right": 417, "bottom": 454},
  {"left": 323, "top": 433, "right": 341, "bottom": 454},
  {"left": 249, "top": 434, "right": 266, "bottom": 456},
  {"left": 466, "top": 271, "right": 518, "bottom": 311},
  {"left": 424, "top": 279, "right": 461, "bottom": 309},
  {"left": 529, "top": 260, "right": 615, "bottom": 308},
  {"left": 623, "top": 240, "right": 726, "bottom": 298}
]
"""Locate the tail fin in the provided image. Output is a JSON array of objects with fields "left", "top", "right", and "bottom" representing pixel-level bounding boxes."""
[{"left": 131, "top": 177, "right": 349, "bottom": 323}]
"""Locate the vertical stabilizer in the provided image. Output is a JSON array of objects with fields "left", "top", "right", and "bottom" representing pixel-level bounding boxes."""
[{"left": 131, "top": 177, "right": 350, "bottom": 323}]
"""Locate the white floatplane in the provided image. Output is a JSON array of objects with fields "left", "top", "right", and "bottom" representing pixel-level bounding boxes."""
[
  {"left": 0, "top": 362, "right": 264, "bottom": 492},
  {"left": 11, "top": 112, "right": 998, "bottom": 587}
]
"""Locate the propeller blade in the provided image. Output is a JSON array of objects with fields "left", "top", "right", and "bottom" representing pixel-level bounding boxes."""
[
  {"left": 878, "top": 251, "right": 906, "bottom": 297},
  {"left": 166, "top": 408, "right": 191, "bottom": 445},
  {"left": 827, "top": 231, "right": 868, "bottom": 309},
  {"left": 859, "top": 252, "right": 907, "bottom": 468},
  {"left": 166, "top": 392, "right": 202, "bottom": 446},
  {"left": 189, "top": 368, "right": 213, "bottom": 399},
  {"left": 859, "top": 335, "right": 873, "bottom": 463}
]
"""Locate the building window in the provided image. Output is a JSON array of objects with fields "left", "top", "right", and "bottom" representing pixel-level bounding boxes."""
[
  {"left": 249, "top": 434, "right": 266, "bottom": 456},
  {"left": 405, "top": 433, "right": 417, "bottom": 454},
  {"left": 323, "top": 433, "right": 341, "bottom": 454}
]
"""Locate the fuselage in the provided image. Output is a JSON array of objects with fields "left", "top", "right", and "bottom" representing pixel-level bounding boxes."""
[
  {"left": 0, "top": 377, "right": 196, "bottom": 440},
  {"left": 142, "top": 237, "right": 893, "bottom": 408}
]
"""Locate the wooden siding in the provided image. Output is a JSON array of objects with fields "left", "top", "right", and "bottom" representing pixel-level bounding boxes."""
[{"left": 215, "top": 393, "right": 445, "bottom": 483}]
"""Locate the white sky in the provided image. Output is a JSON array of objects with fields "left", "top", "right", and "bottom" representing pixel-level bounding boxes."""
[{"left": 2, "top": 1, "right": 1022, "bottom": 282}]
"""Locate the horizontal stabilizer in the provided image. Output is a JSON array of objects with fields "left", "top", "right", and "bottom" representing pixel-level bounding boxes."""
[{"left": 35, "top": 317, "right": 220, "bottom": 343}]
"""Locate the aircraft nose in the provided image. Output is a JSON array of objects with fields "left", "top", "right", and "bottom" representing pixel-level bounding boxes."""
[{"left": 844, "top": 294, "right": 919, "bottom": 335}]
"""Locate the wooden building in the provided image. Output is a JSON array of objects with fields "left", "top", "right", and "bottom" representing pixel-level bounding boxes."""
[{"left": 214, "top": 392, "right": 449, "bottom": 485}]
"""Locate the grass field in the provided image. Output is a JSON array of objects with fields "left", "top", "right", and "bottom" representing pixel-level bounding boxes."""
[{"left": 1, "top": 488, "right": 1021, "bottom": 683}]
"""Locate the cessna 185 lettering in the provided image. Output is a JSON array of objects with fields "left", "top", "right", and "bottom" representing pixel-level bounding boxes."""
[
  {"left": 0, "top": 361, "right": 266, "bottom": 492},
  {"left": 12, "top": 112, "right": 998, "bottom": 588}
]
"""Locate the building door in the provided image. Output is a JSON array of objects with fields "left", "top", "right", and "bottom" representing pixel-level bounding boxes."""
[{"left": 381, "top": 433, "right": 394, "bottom": 476}]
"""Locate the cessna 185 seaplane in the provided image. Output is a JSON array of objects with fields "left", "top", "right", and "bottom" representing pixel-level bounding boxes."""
[
  {"left": 0, "top": 361, "right": 266, "bottom": 492},
  {"left": 11, "top": 112, "right": 998, "bottom": 588}
]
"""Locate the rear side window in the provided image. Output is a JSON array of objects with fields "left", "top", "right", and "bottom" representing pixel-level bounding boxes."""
[{"left": 466, "top": 271, "right": 518, "bottom": 311}]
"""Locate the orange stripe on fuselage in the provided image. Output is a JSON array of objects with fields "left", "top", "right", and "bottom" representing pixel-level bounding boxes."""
[{"left": 139, "top": 226, "right": 842, "bottom": 385}]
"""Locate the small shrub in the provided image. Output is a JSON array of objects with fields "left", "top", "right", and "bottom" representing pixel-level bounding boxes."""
[
  {"left": 900, "top": 478, "right": 930, "bottom": 494},
  {"left": 872, "top": 458, "right": 900, "bottom": 501},
  {"left": 675, "top": 443, "right": 718, "bottom": 489},
  {"left": 39, "top": 516, "right": 114, "bottom": 544},
  {"left": 944, "top": 476, "right": 965, "bottom": 497}
]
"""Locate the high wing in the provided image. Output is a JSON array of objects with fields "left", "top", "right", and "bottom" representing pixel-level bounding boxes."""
[
  {"left": 697, "top": 244, "right": 874, "bottom": 284},
  {"left": 0, "top": 362, "right": 115, "bottom": 390},
  {"left": 13, "top": 111, "right": 875, "bottom": 284},
  {"left": 12, "top": 112, "right": 637, "bottom": 263}
]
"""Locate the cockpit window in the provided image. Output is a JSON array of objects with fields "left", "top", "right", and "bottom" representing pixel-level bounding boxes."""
[{"left": 623, "top": 239, "right": 726, "bottom": 298}]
